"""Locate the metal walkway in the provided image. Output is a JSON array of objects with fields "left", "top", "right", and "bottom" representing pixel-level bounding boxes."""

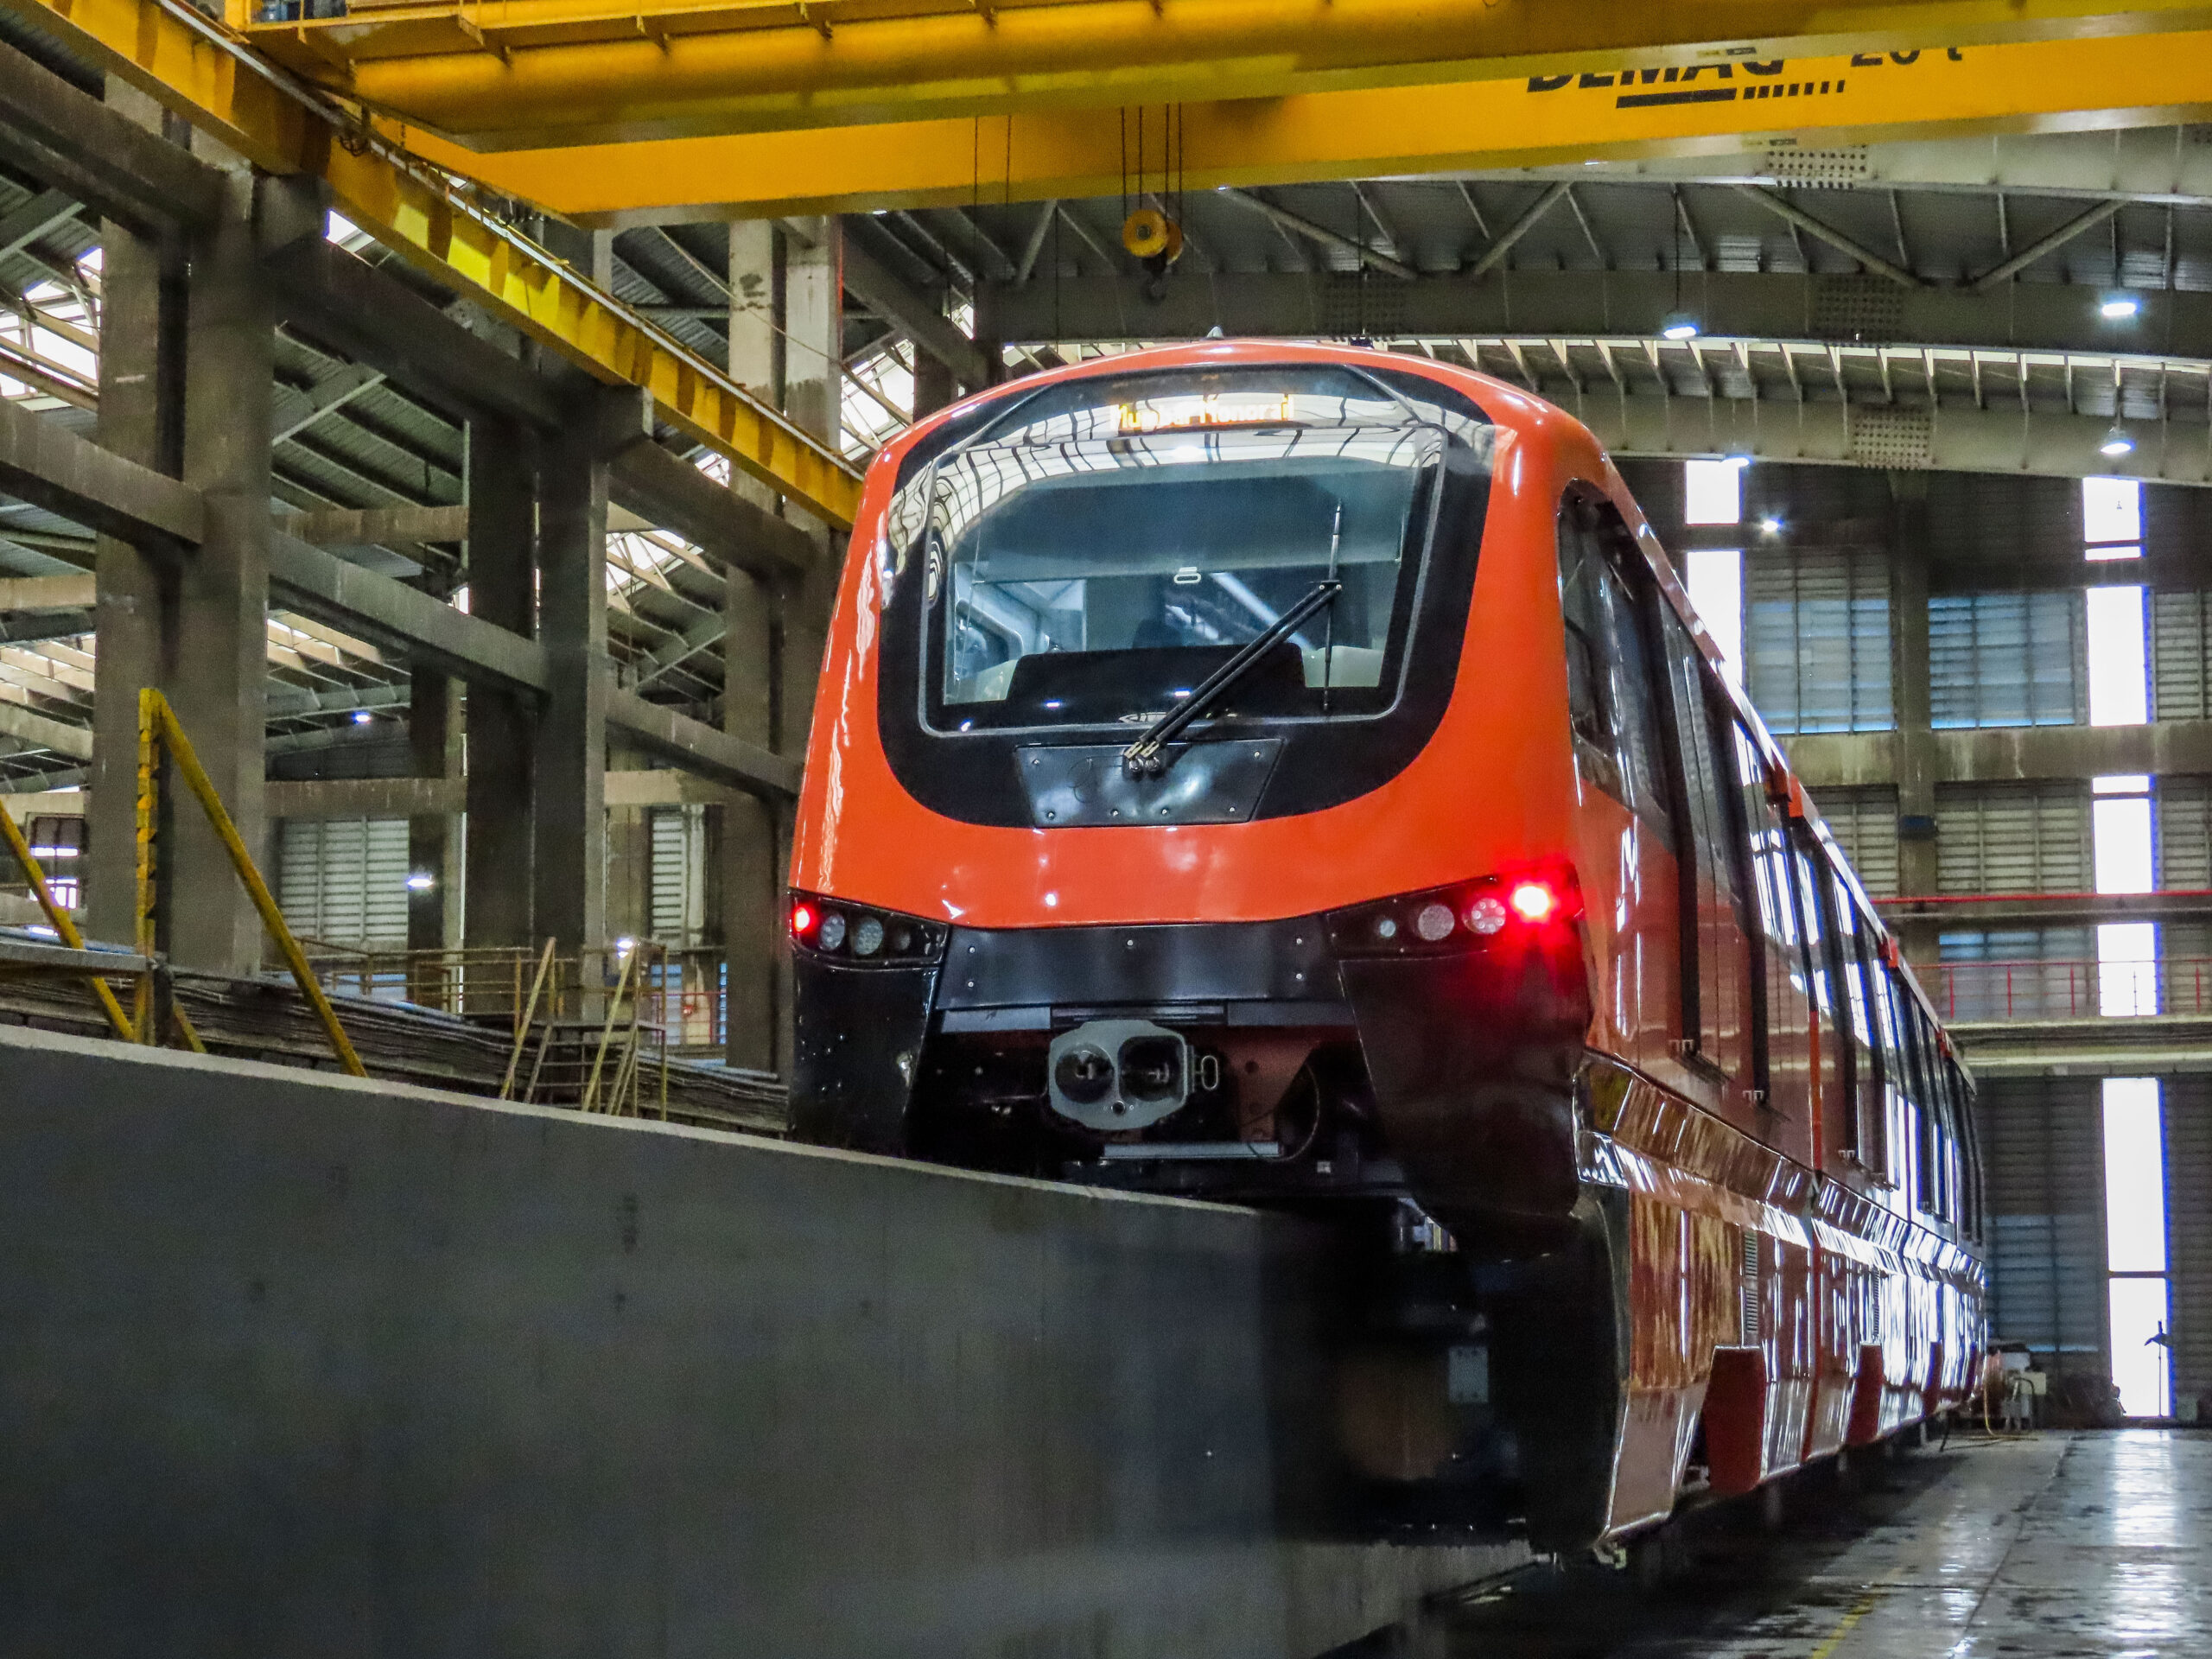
[{"left": 0, "top": 1023, "right": 1518, "bottom": 1657}]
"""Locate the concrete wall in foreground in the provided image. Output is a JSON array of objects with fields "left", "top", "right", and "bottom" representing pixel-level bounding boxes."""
[{"left": 0, "top": 1027, "right": 1515, "bottom": 1658}]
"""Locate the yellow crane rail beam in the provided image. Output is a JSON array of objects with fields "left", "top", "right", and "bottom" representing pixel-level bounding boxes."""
[
  {"left": 396, "top": 30, "right": 2212, "bottom": 222},
  {"left": 233, "top": 0, "right": 2212, "bottom": 151},
  {"left": 0, "top": 0, "right": 861, "bottom": 527}
]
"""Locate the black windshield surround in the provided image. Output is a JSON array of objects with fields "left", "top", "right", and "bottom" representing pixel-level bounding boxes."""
[{"left": 876, "top": 363, "right": 1495, "bottom": 827}]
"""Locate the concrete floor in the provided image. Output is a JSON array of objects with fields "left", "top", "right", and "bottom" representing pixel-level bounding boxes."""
[{"left": 1427, "top": 1431, "right": 2212, "bottom": 1657}]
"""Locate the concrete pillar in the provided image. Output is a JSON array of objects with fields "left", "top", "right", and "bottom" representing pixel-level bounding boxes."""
[
  {"left": 160, "top": 171, "right": 273, "bottom": 976},
  {"left": 86, "top": 87, "right": 185, "bottom": 948},
  {"left": 530, "top": 389, "right": 628, "bottom": 957},
  {"left": 721, "top": 569, "right": 778, "bottom": 1070},
  {"left": 463, "top": 418, "right": 537, "bottom": 951},
  {"left": 911, "top": 351, "right": 957, "bottom": 421},
  {"left": 1889, "top": 473, "right": 1941, "bottom": 964},
  {"left": 406, "top": 669, "right": 457, "bottom": 1001},
  {"left": 728, "top": 219, "right": 778, "bottom": 409}
]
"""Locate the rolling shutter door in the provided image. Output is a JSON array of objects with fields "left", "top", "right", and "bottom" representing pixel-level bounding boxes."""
[
  {"left": 648, "top": 805, "right": 707, "bottom": 945},
  {"left": 2158, "top": 777, "right": 2212, "bottom": 890},
  {"left": 1744, "top": 545, "right": 1892, "bottom": 734},
  {"left": 1808, "top": 785, "right": 1899, "bottom": 897},
  {"left": 1936, "top": 782, "right": 2089, "bottom": 895},
  {"left": 1929, "top": 591, "right": 2086, "bottom": 729},
  {"left": 276, "top": 817, "right": 410, "bottom": 946},
  {"left": 2152, "top": 591, "right": 2211, "bottom": 723},
  {"left": 1980, "top": 1077, "right": 2107, "bottom": 1377},
  {"left": 2164, "top": 1075, "right": 2212, "bottom": 1418}
]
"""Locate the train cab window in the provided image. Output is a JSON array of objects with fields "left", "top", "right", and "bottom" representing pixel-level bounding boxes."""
[
  {"left": 1558, "top": 494, "right": 1672, "bottom": 838},
  {"left": 875, "top": 361, "right": 1499, "bottom": 827}
]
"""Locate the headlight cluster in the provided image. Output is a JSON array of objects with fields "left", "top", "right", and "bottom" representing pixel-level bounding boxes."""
[
  {"left": 1325, "top": 864, "right": 1582, "bottom": 958},
  {"left": 789, "top": 892, "right": 948, "bottom": 965}
]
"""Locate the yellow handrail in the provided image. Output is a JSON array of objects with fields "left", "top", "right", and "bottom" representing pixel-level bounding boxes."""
[
  {"left": 137, "top": 688, "right": 366, "bottom": 1077},
  {"left": 499, "top": 937, "right": 558, "bottom": 1101},
  {"left": 0, "top": 801, "right": 137, "bottom": 1041}
]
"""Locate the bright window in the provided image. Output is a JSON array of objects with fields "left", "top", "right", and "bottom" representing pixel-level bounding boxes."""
[
  {"left": 2082, "top": 475, "right": 2143, "bottom": 547},
  {"left": 1683, "top": 546, "right": 1744, "bottom": 690},
  {"left": 2085, "top": 586, "right": 2149, "bottom": 727},
  {"left": 2101, "top": 1076, "right": 2171, "bottom": 1418},
  {"left": 1683, "top": 459, "right": 1744, "bottom": 526},
  {"left": 2092, "top": 794, "right": 2154, "bottom": 894},
  {"left": 2098, "top": 921, "right": 2159, "bottom": 1016}
]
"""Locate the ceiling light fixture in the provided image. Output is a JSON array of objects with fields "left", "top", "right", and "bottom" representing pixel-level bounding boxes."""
[
  {"left": 2101, "top": 293, "right": 2142, "bottom": 321},
  {"left": 2100, "top": 424, "right": 2137, "bottom": 458},
  {"left": 1659, "top": 312, "right": 1700, "bottom": 341}
]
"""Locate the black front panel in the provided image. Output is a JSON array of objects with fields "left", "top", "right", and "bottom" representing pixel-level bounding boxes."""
[
  {"left": 938, "top": 916, "right": 1344, "bottom": 1014},
  {"left": 875, "top": 364, "right": 1495, "bottom": 828},
  {"left": 1017, "top": 737, "right": 1282, "bottom": 827},
  {"left": 789, "top": 958, "right": 938, "bottom": 1154}
]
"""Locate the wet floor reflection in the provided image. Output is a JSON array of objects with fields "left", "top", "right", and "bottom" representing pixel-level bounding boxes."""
[{"left": 1418, "top": 1432, "right": 2212, "bottom": 1659}]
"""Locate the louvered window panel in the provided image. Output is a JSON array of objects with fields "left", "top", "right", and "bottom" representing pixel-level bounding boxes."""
[
  {"left": 1929, "top": 591, "right": 2085, "bottom": 729},
  {"left": 276, "top": 817, "right": 409, "bottom": 947},
  {"left": 1980, "top": 1077, "right": 2109, "bottom": 1374},
  {"left": 1808, "top": 784, "right": 1899, "bottom": 897},
  {"left": 1744, "top": 545, "right": 1893, "bottom": 734},
  {"left": 2158, "top": 777, "right": 2212, "bottom": 891},
  {"left": 2152, "top": 591, "right": 2212, "bottom": 721},
  {"left": 2164, "top": 1076, "right": 2212, "bottom": 1418},
  {"left": 2164, "top": 921, "right": 2212, "bottom": 1020},
  {"left": 1936, "top": 927, "right": 2096, "bottom": 1022},
  {"left": 648, "top": 805, "right": 708, "bottom": 946},
  {"left": 1936, "top": 782, "right": 2089, "bottom": 895}
]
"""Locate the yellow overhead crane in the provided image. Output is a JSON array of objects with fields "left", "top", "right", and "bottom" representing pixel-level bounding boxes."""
[
  {"left": 399, "top": 29, "right": 2212, "bottom": 224},
  {"left": 238, "top": 0, "right": 2212, "bottom": 150}
]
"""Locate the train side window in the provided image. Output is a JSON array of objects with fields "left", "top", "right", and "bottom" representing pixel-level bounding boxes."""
[
  {"left": 1558, "top": 495, "right": 1674, "bottom": 840},
  {"left": 1557, "top": 503, "right": 1626, "bottom": 802},
  {"left": 1791, "top": 827, "right": 1857, "bottom": 1150},
  {"left": 1829, "top": 869, "right": 1884, "bottom": 1167}
]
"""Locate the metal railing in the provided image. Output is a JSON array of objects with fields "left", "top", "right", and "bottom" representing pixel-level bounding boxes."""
[
  {"left": 1929, "top": 957, "right": 2210, "bottom": 1023},
  {"left": 293, "top": 940, "right": 732, "bottom": 1053}
]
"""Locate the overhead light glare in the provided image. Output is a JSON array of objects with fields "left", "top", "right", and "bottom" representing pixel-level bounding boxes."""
[
  {"left": 351, "top": 709, "right": 373, "bottom": 725},
  {"left": 1659, "top": 312, "right": 1700, "bottom": 341},
  {"left": 2101, "top": 294, "right": 2142, "bottom": 320},
  {"left": 2100, "top": 424, "right": 2137, "bottom": 458},
  {"left": 405, "top": 872, "right": 435, "bottom": 892},
  {"left": 1759, "top": 516, "right": 1784, "bottom": 536}
]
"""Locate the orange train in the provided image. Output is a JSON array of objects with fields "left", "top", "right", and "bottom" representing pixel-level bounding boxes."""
[{"left": 786, "top": 341, "right": 1986, "bottom": 1550}]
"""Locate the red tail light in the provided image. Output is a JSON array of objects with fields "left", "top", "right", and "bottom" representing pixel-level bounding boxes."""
[
  {"left": 1326, "top": 862, "right": 1581, "bottom": 957},
  {"left": 789, "top": 900, "right": 819, "bottom": 941},
  {"left": 1508, "top": 880, "right": 1560, "bottom": 923}
]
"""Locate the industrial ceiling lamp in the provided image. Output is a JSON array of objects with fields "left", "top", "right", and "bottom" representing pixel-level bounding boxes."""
[
  {"left": 2100, "top": 423, "right": 2137, "bottom": 458},
  {"left": 2101, "top": 292, "right": 2142, "bottom": 321}
]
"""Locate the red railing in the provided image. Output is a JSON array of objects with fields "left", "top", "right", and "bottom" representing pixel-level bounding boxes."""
[{"left": 1927, "top": 958, "right": 2208, "bottom": 1023}]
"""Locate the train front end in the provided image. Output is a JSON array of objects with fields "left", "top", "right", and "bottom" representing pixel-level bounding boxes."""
[{"left": 787, "top": 343, "right": 1592, "bottom": 1254}]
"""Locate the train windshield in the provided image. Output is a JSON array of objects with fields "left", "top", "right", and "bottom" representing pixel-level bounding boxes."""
[{"left": 893, "top": 366, "right": 1478, "bottom": 731}]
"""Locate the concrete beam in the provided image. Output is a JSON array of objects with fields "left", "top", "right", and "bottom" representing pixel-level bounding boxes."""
[
  {"left": 0, "top": 45, "right": 224, "bottom": 238},
  {"left": 1878, "top": 891, "right": 2212, "bottom": 926},
  {"left": 264, "top": 532, "right": 550, "bottom": 696},
  {"left": 265, "top": 776, "right": 464, "bottom": 821},
  {"left": 978, "top": 268, "right": 2212, "bottom": 364},
  {"left": 605, "top": 686, "right": 801, "bottom": 798},
  {"left": 261, "top": 237, "right": 563, "bottom": 432},
  {"left": 0, "top": 397, "right": 202, "bottom": 548},
  {"left": 0, "top": 189, "right": 77, "bottom": 264},
  {"left": 606, "top": 439, "right": 815, "bottom": 579},
  {"left": 603, "top": 768, "right": 741, "bottom": 808},
  {"left": 0, "top": 698, "right": 92, "bottom": 759},
  {"left": 0, "top": 574, "right": 96, "bottom": 611},
  {"left": 1787, "top": 720, "right": 2212, "bottom": 791},
  {"left": 276, "top": 505, "right": 472, "bottom": 547},
  {"left": 841, "top": 236, "right": 990, "bottom": 391}
]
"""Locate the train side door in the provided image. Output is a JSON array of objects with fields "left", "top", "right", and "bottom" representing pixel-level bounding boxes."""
[{"left": 1652, "top": 606, "right": 1759, "bottom": 1116}]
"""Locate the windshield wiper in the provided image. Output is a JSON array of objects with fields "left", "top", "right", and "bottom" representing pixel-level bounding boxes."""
[{"left": 1121, "top": 579, "right": 1342, "bottom": 777}]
